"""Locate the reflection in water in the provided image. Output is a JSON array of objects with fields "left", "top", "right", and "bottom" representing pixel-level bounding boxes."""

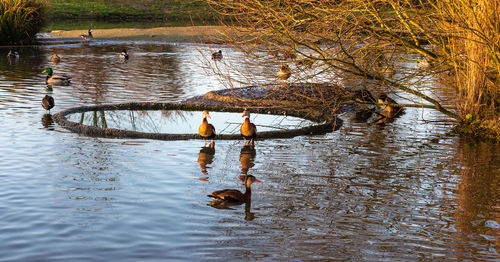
[
  {"left": 66, "top": 110, "right": 315, "bottom": 134},
  {"left": 208, "top": 199, "right": 254, "bottom": 221},
  {"left": 453, "top": 138, "right": 500, "bottom": 260},
  {"left": 41, "top": 114, "right": 54, "bottom": 128},
  {"left": 0, "top": 42, "right": 499, "bottom": 260},
  {"left": 240, "top": 145, "right": 256, "bottom": 175},
  {"left": 198, "top": 142, "right": 215, "bottom": 175}
]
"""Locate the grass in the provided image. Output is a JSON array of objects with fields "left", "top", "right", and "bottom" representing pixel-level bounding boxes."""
[
  {"left": 0, "top": 0, "right": 46, "bottom": 45},
  {"left": 45, "top": 0, "right": 215, "bottom": 21}
]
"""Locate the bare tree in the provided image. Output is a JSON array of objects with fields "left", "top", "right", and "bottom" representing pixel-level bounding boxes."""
[{"left": 204, "top": 0, "right": 499, "bottom": 138}]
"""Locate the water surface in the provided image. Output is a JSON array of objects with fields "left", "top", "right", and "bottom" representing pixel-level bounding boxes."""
[{"left": 0, "top": 38, "right": 498, "bottom": 261}]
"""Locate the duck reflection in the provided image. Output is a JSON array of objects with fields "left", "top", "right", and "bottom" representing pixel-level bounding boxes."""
[
  {"left": 208, "top": 198, "right": 255, "bottom": 221},
  {"left": 198, "top": 142, "right": 215, "bottom": 174},
  {"left": 240, "top": 145, "right": 256, "bottom": 175},
  {"left": 41, "top": 114, "right": 54, "bottom": 128}
]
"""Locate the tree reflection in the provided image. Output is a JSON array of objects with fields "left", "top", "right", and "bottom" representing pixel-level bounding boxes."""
[{"left": 453, "top": 138, "right": 500, "bottom": 257}]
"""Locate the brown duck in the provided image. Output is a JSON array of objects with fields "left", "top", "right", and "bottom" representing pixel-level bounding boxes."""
[
  {"left": 198, "top": 110, "right": 216, "bottom": 146},
  {"left": 240, "top": 109, "right": 257, "bottom": 146},
  {"left": 208, "top": 175, "right": 260, "bottom": 202},
  {"left": 42, "top": 95, "right": 54, "bottom": 114}
]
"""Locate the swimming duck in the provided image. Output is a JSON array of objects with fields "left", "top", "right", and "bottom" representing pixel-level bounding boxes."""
[
  {"left": 208, "top": 175, "right": 261, "bottom": 203},
  {"left": 212, "top": 50, "right": 223, "bottom": 61},
  {"left": 277, "top": 64, "right": 291, "bottom": 86},
  {"left": 6, "top": 50, "right": 19, "bottom": 59},
  {"left": 120, "top": 49, "right": 129, "bottom": 60},
  {"left": 80, "top": 29, "right": 93, "bottom": 41},
  {"left": 42, "top": 68, "right": 71, "bottom": 85},
  {"left": 241, "top": 109, "right": 257, "bottom": 146},
  {"left": 42, "top": 95, "right": 54, "bottom": 114},
  {"left": 198, "top": 110, "right": 216, "bottom": 146},
  {"left": 50, "top": 54, "right": 60, "bottom": 63}
]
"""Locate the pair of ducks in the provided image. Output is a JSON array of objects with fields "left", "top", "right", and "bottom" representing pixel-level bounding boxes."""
[{"left": 199, "top": 109, "right": 257, "bottom": 146}]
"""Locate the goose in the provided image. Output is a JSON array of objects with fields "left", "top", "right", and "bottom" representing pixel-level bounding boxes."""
[
  {"left": 198, "top": 110, "right": 216, "bottom": 146},
  {"left": 42, "top": 95, "right": 54, "bottom": 114},
  {"left": 120, "top": 49, "right": 129, "bottom": 60},
  {"left": 208, "top": 175, "right": 260, "bottom": 203},
  {"left": 80, "top": 29, "right": 93, "bottom": 41},
  {"left": 50, "top": 54, "right": 60, "bottom": 63},
  {"left": 42, "top": 68, "right": 71, "bottom": 85},
  {"left": 212, "top": 50, "right": 223, "bottom": 61},
  {"left": 277, "top": 64, "right": 291, "bottom": 86},
  {"left": 241, "top": 109, "right": 257, "bottom": 146}
]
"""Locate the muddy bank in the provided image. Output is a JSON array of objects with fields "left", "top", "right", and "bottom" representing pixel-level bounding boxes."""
[{"left": 44, "top": 26, "right": 229, "bottom": 43}]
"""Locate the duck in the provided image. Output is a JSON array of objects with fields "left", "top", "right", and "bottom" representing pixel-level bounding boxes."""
[
  {"left": 377, "top": 93, "right": 398, "bottom": 113},
  {"left": 383, "top": 65, "right": 395, "bottom": 78},
  {"left": 212, "top": 50, "right": 223, "bottom": 61},
  {"left": 120, "top": 49, "right": 129, "bottom": 60},
  {"left": 198, "top": 110, "right": 216, "bottom": 146},
  {"left": 42, "top": 67, "right": 71, "bottom": 85},
  {"left": 42, "top": 95, "right": 54, "bottom": 114},
  {"left": 208, "top": 175, "right": 261, "bottom": 203},
  {"left": 277, "top": 64, "right": 291, "bottom": 86},
  {"left": 80, "top": 29, "right": 93, "bottom": 41},
  {"left": 50, "top": 54, "right": 60, "bottom": 63},
  {"left": 241, "top": 109, "right": 257, "bottom": 146},
  {"left": 6, "top": 50, "right": 19, "bottom": 59}
]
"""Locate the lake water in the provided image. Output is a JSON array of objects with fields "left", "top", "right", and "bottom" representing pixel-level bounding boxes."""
[{"left": 0, "top": 36, "right": 498, "bottom": 261}]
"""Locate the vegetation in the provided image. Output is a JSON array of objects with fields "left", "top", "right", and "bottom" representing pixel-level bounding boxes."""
[
  {"left": 205, "top": 0, "right": 500, "bottom": 141},
  {"left": 0, "top": 0, "right": 46, "bottom": 45},
  {"left": 45, "top": 0, "right": 214, "bottom": 21}
]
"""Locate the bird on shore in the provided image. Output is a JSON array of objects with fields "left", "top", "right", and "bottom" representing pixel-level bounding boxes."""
[
  {"left": 277, "top": 64, "right": 291, "bottom": 86},
  {"left": 198, "top": 110, "right": 216, "bottom": 146},
  {"left": 80, "top": 29, "right": 93, "bottom": 41},
  {"left": 212, "top": 50, "right": 223, "bottom": 61},
  {"left": 42, "top": 95, "right": 54, "bottom": 114},
  {"left": 6, "top": 50, "right": 19, "bottom": 59},
  {"left": 50, "top": 54, "right": 60, "bottom": 63},
  {"left": 120, "top": 49, "right": 129, "bottom": 60},
  {"left": 42, "top": 67, "right": 71, "bottom": 85},
  {"left": 208, "top": 175, "right": 261, "bottom": 203},
  {"left": 241, "top": 109, "right": 257, "bottom": 146}
]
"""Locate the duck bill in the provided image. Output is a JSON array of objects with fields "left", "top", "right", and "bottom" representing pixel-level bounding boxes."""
[{"left": 42, "top": 69, "right": 47, "bottom": 73}]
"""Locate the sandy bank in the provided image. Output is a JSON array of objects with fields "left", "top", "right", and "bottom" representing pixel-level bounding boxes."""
[{"left": 48, "top": 25, "right": 229, "bottom": 43}]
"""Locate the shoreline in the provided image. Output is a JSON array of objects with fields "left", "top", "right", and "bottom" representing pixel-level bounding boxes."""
[{"left": 43, "top": 25, "right": 228, "bottom": 43}]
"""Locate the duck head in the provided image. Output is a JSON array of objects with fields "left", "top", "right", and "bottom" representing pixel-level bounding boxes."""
[
  {"left": 242, "top": 109, "right": 250, "bottom": 118},
  {"left": 202, "top": 110, "right": 211, "bottom": 119},
  {"left": 42, "top": 68, "right": 53, "bottom": 76}
]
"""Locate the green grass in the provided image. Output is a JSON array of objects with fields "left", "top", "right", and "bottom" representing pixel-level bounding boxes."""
[
  {"left": 0, "top": 0, "right": 46, "bottom": 45},
  {"left": 46, "top": 0, "right": 215, "bottom": 21}
]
